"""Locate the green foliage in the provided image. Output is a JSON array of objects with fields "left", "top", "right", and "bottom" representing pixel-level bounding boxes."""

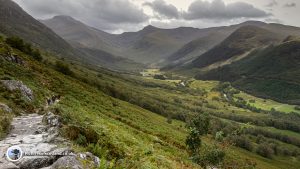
[
  {"left": 76, "top": 134, "right": 88, "bottom": 146},
  {"left": 193, "top": 144, "right": 225, "bottom": 168},
  {"left": 0, "top": 109, "right": 13, "bottom": 139},
  {"left": 186, "top": 127, "right": 202, "bottom": 154},
  {"left": 55, "top": 61, "right": 74, "bottom": 76},
  {"left": 153, "top": 74, "right": 167, "bottom": 80},
  {"left": 256, "top": 143, "right": 274, "bottom": 159},
  {"left": 187, "top": 113, "right": 210, "bottom": 136},
  {"left": 6, "top": 36, "right": 42, "bottom": 61}
]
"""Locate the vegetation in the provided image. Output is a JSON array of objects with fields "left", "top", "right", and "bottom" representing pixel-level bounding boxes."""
[
  {"left": 196, "top": 40, "right": 300, "bottom": 105},
  {"left": 6, "top": 36, "right": 42, "bottom": 61},
  {"left": 1, "top": 36, "right": 300, "bottom": 168}
]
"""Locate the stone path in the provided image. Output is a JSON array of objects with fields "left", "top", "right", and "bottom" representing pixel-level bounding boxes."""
[{"left": 0, "top": 113, "right": 100, "bottom": 169}]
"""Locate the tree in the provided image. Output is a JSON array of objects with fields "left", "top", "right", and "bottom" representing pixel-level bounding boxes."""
[
  {"left": 186, "top": 127, "right": 201, "bottom": 154},
  {"left": 186, "top": 113, "right": 225, "bottom": 167}
]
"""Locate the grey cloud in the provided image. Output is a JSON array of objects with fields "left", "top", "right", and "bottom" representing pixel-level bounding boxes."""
[
  {"left": 143, "top": 0, "right": 179, "bottom": 19},
  {"left": 265, "top": 0, "right": 278, "bottom": 7},
  {"left": 183, "top": 0, "right": 270, "bottom": 20},
  {"left": 284, "top": 2, "right": 296, "bottom": 7},
  {"left": 13, "top": 0, "right": 148, "bottom": 31}
]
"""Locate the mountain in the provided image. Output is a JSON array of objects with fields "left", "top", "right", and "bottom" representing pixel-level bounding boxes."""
[
  {"left": 42, "top": 16, "right": 215, "bottom": 65},
  {"left": 40, "top": 15, "right": 120, "bottom": 56},
  {"left": 161, "top": 32, "right": 227, "bottom": 68},
  {"left": 195, "top": 38, "right": 300, "bottom": 105},
  {"left": 191, "top": 25, "right": 282, "bottom": 69},
  {"left": 163, "top": 21, "right": 300, "bottom": 70},
  {"left": 0, "top": 0, "right": 77, "bottom": 58}
]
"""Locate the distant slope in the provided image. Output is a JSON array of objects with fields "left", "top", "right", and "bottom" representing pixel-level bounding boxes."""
[
  {"left": 0, "top": 0, "right": 77, "bottom": 58},
  {"left": 40, "top": 15, "right": 120, "bottom": 56},
  {"left": 164, "top": 21, "right": 300, "bottom": 70},
  {"left": 42, "top": 16, "right": 212, "bottom": 65},
  {"left": 191, "top": 25, "right": 281, "bottom": 68},
  {"left": 161, "top": 32, "right": 227, "bottom": 68},
  {"left": 75, "top": 44, "right": 144, "bottom": 72},
  {"left": 196, "top": 39, "right": 300, "bottom": 105}
]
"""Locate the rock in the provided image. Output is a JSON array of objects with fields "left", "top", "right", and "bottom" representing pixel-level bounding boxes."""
[
  {"left": 78, "top": 152, "right": 100, "bottom": 168},
  {"left": 1, "top": 80, "right": 34, "bottom": 101},
  {"left": 51, "top": 156, "right": 83, "bottom": 169},
  {"left": 43, "top": 112, "right": 61, "bottom": 127},
  {"left": 0, "top": 103, "right": 12, "bottom": 113},
  {"left": 16, "top": 156, "right": 55, "bottom": 169},
  {"left": 0, "top": 162, "right": 20, "bottom": 169},
  {"left": 4, "top": 54, "right": 25, "bottom": 65}
]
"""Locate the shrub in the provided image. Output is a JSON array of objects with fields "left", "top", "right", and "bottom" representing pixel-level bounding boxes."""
[
  {"left": 76, "top": 134, "right": 87, "bottom": 146},
  {"left": 5, "top": 36, "right": 42, "bottom": 61},
  {"left": 194, "top": 145, "right": 225, "bottom": 168},
  {"left": 153, "top": 74, "right": 166, "bottom": 80},
  {"left": 295, "top": 106, "right": 300, "bottom": 111},
  {"left": 256, "top": 143, "right": 274, "bottom": 159},
  {"left": 55, "top": 61, "right": 74, "bottom": 76},
  {"left": 230, "top": 135, "right": 253, "bottom": 151},
  {"left": 6, "top": 36, "right": 25, "bottom": 51}
]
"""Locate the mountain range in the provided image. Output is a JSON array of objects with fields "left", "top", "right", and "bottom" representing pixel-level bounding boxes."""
[{"left": 1, "top": 0, "right": 300, "bottom": 104}]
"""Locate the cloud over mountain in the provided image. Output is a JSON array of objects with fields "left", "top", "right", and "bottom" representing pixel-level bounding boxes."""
[{"left": 183, "top": 0, "right": 270, "bottom": 20}]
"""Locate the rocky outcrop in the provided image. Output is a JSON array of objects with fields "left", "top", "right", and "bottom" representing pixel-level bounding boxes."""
[
  {"left": 3, "top": 54, "right": 25, "bottom": 65},
  {"left": 1, "top": 80, "right": 34, "bottom": 101}
]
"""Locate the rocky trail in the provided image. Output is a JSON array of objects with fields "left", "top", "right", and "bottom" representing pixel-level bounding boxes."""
[{"left": 0, "top": 104, "right": 100, "bottom": 169}]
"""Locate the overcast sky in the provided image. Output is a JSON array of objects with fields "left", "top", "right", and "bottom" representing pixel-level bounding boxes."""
[{"left": 13, "top": 0, "right": 299, "bottom": 33}]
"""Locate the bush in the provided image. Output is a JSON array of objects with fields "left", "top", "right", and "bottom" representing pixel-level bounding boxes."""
[
  {"left": 295, "top": 106, "right": 300, "bottom": 111},
  {"left": 256, "top": 143, "right": 274, "bottom": 158},
  {"left": 55, "top": 61, "right": 74, "bottom": 76},
  {"left": 230, "top": 135, "right": 253, "bottom": 151},
  {"left": 6, "top": 36, "right": 25, "bottom": 51},
  {"left": 5, "top": 36, "right": 42, "bottom": 61},
  {"left": 194, "top": 145, "right": 225, "bottom": 168},
  {"left": 153, "top": 74, "right": 166, "bottom": 80}
]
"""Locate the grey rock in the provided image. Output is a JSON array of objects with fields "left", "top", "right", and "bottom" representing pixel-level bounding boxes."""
[
  {"left": 78, "top": 152, "right": 100, "bottom": 167},
  {"left": 1, "top": 80, "right": 34, "bottom": 101},
  {"left": 51, "top": 156, "right": 83, "bottom": 169},
  {"left": 0, "top": 103, "right": 12, "bottom": 113},
  {"left": 43, "top": 112, "right": 61, "bottom": 127},
  {"left": 3, "top": 54, "right": 25, "bottom": 65},
  {"left": 16, "top": 156, "right": 55, "bottom": 169},
  {"left": 0, "top": 162, "right": 20, "bottom": 169}
]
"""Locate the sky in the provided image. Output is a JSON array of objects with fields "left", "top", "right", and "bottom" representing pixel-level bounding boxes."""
[{"left": 13, "top": 0, "right": 299, "bottom": 33}]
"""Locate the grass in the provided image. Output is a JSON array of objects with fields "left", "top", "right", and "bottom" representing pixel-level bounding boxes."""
[{"left": 236, "top": 91, "right": 300, "bottom": 114}]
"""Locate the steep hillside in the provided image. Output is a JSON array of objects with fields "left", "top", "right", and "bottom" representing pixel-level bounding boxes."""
[
  {"left": 196, "top": 39, "right": 300, "bottom": 105},
  {"left": 41, "top": 15, "right": 120, "bottom": 56},
  {"left": 191, "top": 25, "right": 281, "bottom": 68},
  {"left": 0, "top": 0, "right": 77, "bottom": 58},
  {"left": 161, "top": 32, "right": 227, "bottom": 68}
]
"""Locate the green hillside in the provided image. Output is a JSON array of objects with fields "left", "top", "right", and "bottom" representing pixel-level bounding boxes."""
[
  {"left": 191, "top": 25, "right": 281, "bottom": 68},
  {"left": 195, "top": 39, "right": 300, "bottom": 105}
]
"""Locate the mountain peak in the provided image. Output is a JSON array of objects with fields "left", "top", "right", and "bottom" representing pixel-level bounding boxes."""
[
  {"left": 142, "top": 25, "right": 159, "bottom": 32},
  {"left": 52, "top": 15, "right": 76, "bottom": 21}
]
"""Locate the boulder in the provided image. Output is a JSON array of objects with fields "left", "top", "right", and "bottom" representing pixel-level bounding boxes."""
[
  {"left": 1, "top": 80, "right": 33, "bottom": 101},
  {"left": 50, "top": 156, "right": 83, "bottom": 169},
  {"left": 43, "top": 112, "right": 61, "bottom": 127}
]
